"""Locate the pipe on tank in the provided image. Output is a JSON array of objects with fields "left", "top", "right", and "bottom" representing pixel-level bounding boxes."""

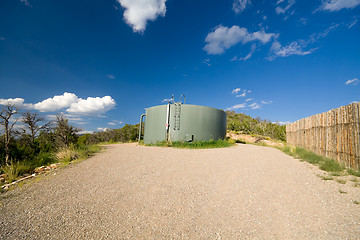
[
  {"left": 138, "top": 114, "right": 146, "bottom": 145},
  {"left": 165, "top": 103, "right": 170, "bottom": 141},
  {"left": 179, "top": 94, "right": 185, "bottom": 104}
]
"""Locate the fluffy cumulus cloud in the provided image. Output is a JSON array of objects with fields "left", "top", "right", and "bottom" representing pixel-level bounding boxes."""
[
  {"left": 203, "top": 25, "right": 277, "bottom": 55},
  {"left": 117, "top": 0, "right": 167, "bottom": 33},
  {"left": 0, "top": 93, "right": 116, "bottom": 117},
  {"left": 67, "top": 96, "right": 116, "bottom": 116},
  {"left": 33, "top": 92, "right": 78, "bottom": 112},
  {"left": 318, "top": 0, "right": 360, "bottom": 12},
  {"left": 345, "top": 78, "right": 359, "bottom": 85},
  {"left": 0, "top": 98, "right": 26, "bottom": 107},
  {"left": 233, "top": 0, "right": 251, "bottom": 14}
]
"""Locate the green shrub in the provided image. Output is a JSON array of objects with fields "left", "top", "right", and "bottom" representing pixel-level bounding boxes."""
[
  {"left": 1, "top": 161, "right": 31, "bottom": 183},
  {"left": 280, "top": 146, "right": 344, "bottom": 173},
  {"left": 347, "top": 168, "right": 360, "bottom": 177}
]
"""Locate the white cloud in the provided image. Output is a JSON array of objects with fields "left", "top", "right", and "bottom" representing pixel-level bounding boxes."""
[
  {"left": 348, "top": 18, "right": 358, "bottom": 28},
  {"left": 269, "top": 40, "right": 315, "bottom": 59},
  {"left": 232, "top": 88, "right": 251, "bottom": 98},
  {"left": 268, "top": 24, "right": 338, "bottom": 60},
  {"left": 108, "top": 120, "right": 123, "bottom": 126},
  {"left": 203, "top": 59, "right": 211, "bottom": 66},
  {"left": 261, "top": 100, "right": 273, "bottom": 104},
  {"left": 203, "top": 25, "right": 277, "bottom": 55},
  {"left": 78, "top": 130, "right": 94, "bottom": 135},
  {"left": 97, "top": 127, "right": 110, "bottom": 132},
  {"left": 240, "top": 43, "right": 256, "bottom": 61},
  {"left": 345, "top": 78, "right": 359, "bottom": 85},
  {"left": 67, "top": 96, "right": 116, "bottom": 116},
  {"left": 236, "top": 92, "right": 247, "bottom": 98},
  {"left": 233, "top": 0, "right": 251, "bottom": 14},
  {"left": 20, "top": 0, "right": 32, "bottom": 7},
  {"left": 273, "top": 121, "right": 291, "bottom": 125},
  {"left": 245, "top": 98, "right": 254, "bottom": 102},
  {"left": 232, "top": 88, "right": 241, "bottom": 94},
  {"left": 276, "top": 0, "right": 296, "bottom": 14},
  {"left": 318, "top": 0, "right": 360, "bottom": 12},
  {"left": 0, "top": 98, "right": 26, "bottom": 107},
  {"left": 249, "top": 102, "right": 261, "bottom": 109},
  {"left": 117, "top": 0, "right": 167, "bottom": 33},
  {"left": 33, "top": 92, "right": 78, "bottom": 112},
  {"left": 107, "top": 75, "right": 115, "bottom": 79},
  {"left": 299, "top": 17, "right": 308, "bottom": 25},
  {"left": 226, "top": 103, "right": 247, "bottom": 110},
  {"left": 161, "top": 98, "right": 172, "bottom": 103}
]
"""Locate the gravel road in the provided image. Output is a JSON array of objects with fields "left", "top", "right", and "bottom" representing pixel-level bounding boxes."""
[{"left": 1, "top": 143, "right": 359, "bottom": 239}]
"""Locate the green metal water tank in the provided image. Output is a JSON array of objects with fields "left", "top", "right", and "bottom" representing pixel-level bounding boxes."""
[{"left": 142, "top": 103, "right": 226, "bottom": 144}]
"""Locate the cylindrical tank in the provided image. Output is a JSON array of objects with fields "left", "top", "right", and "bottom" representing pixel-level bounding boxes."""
[{"left": 143, "top": 103, "right": 226, "bottom": 144}]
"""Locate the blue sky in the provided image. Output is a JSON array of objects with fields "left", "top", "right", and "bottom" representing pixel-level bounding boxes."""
[{"left": 0, "top": 0, "right": 359, "bottom": 133}]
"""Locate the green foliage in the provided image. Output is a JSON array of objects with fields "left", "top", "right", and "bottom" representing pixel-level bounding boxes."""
[
  {"left": 280, "top": 146, "right": 344, "bottom": 173},
  {"left": 317, "top": 174, "right": 334, "bottom": 180},
  {"left": 80, "top": 124, "right": 139, "bottom": 145},
  {"left": 320, "top": 158, "right": 344, "bottom": 172},
  {"left": 147, "top": 139, "right": 234, "bottom": 149},
  {"left": 336, "top": 179, "right": 346, "bottom": 184},
  {"left": 1, "top": 161, "right": 31, "bottom": 183},
  {"left": 347, "top": 168, "right": 360, "bottom": 177},
  {"left": 226, "top": 111, "right": 286, "bottom": 141}
]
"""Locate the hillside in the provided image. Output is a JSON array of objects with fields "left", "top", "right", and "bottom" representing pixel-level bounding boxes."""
[{"left": 226, "top": 111, "right": 286, "bottom": 141}]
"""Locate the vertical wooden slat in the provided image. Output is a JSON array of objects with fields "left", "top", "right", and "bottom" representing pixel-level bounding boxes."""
[{"left": 286, "top": 102, "right": 360, "bottom": 170}]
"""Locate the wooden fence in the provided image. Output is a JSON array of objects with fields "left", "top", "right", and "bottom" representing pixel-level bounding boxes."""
[{"left": 286, "top": 102, "right": 360, "bottom": 170}]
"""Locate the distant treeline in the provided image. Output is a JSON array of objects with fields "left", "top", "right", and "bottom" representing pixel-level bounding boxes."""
[
  {"left": 226, "top": 111, "right": 286, "bottom": 141},
  {"left": 78, "top": 124, "right": 139, "bottom": 145}
]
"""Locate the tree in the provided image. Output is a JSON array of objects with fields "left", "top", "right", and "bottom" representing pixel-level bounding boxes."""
[
  {"left": 0, "top": 104, "right": 20, "bottom": 165},
  {"left": 21, "top": 111, "right": 50, "bottom": 145},
  {"left": 54, "top": 114, "right": 79, "bottom": 148}
]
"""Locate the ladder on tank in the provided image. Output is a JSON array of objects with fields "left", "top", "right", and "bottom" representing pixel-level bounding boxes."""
[{"left": 174, "top": 103, "right": 181, "bottom": 130}]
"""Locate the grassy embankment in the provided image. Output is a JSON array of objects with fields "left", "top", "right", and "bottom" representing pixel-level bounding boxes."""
[{"left": 1, "top": 144, "right": 101, "bottom": 184}]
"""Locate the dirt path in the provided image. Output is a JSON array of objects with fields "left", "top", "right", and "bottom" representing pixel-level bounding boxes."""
[{"left": 1, "top": 143, "right": 359, "bottom": 239}]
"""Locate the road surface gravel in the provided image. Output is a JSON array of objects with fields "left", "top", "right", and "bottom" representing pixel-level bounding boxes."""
[{"left": 1, "top": 143, "right": 359, "bottom": 239}]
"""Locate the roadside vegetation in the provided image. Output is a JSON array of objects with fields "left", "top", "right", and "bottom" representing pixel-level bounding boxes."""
[
  {"left": 0, "top": 103, "right": 139, "bottom": 187},
  {"left": 280, "top": 146, "right": 344, "bottom": 173},
  {"left": 278, "top": 145, "right": 360, "bottom": 181}
]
